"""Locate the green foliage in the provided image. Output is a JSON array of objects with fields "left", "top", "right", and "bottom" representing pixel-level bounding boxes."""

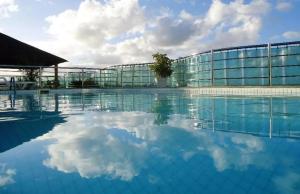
[
  {"left": 150, "top": 53, "right": 173, "bottom": 78},
  {"left": 45, "top": 80, "right": 60, "bottom": 89},
  {"left": 69, "top": 80, "right": 82, "bottom": 88},
  {"left": 84, "top": 78, "right": 97, "bottom": 88},
  {"left": 20, "top": 68, "right": 40, "bottom": 82},
  {"left": 69, "top": 78, "right": 96, "bottom": 88}
]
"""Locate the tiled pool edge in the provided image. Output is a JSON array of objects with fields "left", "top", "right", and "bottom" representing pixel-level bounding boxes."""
[
  {"left": 1, "top": 87, "right": 300, "bottom": 96},
  {"left": 182, "top": 87, "right": 300, "bottom": 97}
]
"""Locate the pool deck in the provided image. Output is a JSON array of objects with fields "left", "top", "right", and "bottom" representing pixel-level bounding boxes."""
[{"left": 2, "top": 87, "right": 300, "bottom": 97}]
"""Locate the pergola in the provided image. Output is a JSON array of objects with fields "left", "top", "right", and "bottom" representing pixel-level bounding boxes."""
[{"left": 0, "top": 32, "right": 67, "bottom": 88}]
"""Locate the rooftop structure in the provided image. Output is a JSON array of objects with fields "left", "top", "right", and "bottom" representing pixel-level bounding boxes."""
[{"left": 0, "top": 33, "right": 67, "bottom": 88}]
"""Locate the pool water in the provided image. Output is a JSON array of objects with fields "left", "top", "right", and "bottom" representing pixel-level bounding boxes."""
[{"left": 0, "top": 91, "right": 300, "bottom": 194}]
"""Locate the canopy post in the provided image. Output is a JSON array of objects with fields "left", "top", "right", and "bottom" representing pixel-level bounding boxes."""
[
  {"left": 55, "top": 94, "right": 59, "bottom": 112},
  {"left": 54, "top": 64, "right": 59, "bottom": 88}
]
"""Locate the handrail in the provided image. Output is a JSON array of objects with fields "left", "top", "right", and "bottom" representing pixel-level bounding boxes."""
[
  {"left": 0, "top": 77, "right": 11, "bottom": 91},
  {"left": 9, "top": 77, "right": 16, "bottom": 92}
]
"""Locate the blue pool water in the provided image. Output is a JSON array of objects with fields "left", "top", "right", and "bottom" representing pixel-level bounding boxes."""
[{"left": 0, "top": 91, "right": 300, "bottom": 194}]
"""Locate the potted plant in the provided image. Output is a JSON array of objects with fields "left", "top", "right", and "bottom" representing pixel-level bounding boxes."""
[{"left": 150, "top": 53, "right": 173, "bottom": 87}]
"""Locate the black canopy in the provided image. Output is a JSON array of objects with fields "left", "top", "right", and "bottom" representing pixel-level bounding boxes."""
[{"left": 0, "top": 32, "right": 67, "bottom": 68}]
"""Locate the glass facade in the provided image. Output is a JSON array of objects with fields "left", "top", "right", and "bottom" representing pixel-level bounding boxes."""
[
  {"left": 17, "top": 41, "right": 300, "bottom": 89},
  {"left": 176, "top": 42, "right": 300, "bottom": 87},
  {"left": 92, "top": 41, "right": 300, "bottom": 88}
]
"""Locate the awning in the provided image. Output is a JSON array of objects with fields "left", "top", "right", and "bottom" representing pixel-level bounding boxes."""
[{"left": 0, "top": 32, "right": 67, "bottom": 68}]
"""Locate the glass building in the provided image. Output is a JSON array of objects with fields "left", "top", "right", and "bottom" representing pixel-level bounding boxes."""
[
  {"left": 173, "top": 41, "right": 300, "bottom": 87},
  {"left": 61, "top": 41, "right": 300, "bottom": 88}
]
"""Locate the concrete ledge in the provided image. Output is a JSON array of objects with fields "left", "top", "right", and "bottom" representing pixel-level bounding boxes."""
[{"left": 1, "top": 87, "right": 300, "bottom": 97}]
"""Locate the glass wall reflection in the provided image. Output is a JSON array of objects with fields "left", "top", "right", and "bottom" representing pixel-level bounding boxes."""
[{"left": 7, "top": 92, "right": 297, "bottom": 139}]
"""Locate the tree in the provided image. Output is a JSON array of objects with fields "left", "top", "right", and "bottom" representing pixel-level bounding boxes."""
[
  {"left": 20, "top": 68, "right": 40, "bottom": 82},
  {"left": 150, "top": 53, "right": 173, "bottom": 78}
]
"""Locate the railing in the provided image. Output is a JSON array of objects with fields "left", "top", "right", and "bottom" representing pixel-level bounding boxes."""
[
  {"left": 0, "top": 41, "right": 300, "bottom": 91},
  {"left": 0, "top": 64, "right": 173, "bottom": 90}
]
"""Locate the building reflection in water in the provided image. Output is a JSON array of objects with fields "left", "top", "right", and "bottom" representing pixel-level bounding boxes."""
[
  {"left": 1, "top": 92, "right": 299, "bottom": 143},
  {"left": 14, "top": 92, "right": 298, "bottom": 140}
]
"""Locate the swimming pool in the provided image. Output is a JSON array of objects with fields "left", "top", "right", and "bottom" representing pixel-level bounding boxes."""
[{"left": 0, "top": 91, "right": 300, "bottom": 194}]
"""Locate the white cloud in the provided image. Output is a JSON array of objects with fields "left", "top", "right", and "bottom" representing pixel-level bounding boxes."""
[
  {"left": 46, "top": 0, "right": 144, "bottom": 46},
  {"left": 283, "top": 31, "right": 300, "bottom": 40},
  {"left": 201, "top": 0, "right": 270, "bottom": 50},
  {"left": 0, "top": 164, "right": 16, "bottom": 187},
  {"left": 276, "top": 0, "right": 292, "bottom": 12},
  {"left": 34, "top": 0, "right": 270, "bottom": 67},
  {"left": 40, "top": 0, "right": 145, "bottom": 66},
  {"left": 35, "top": 0, "right": 54, "bottom": 4},
  {"left": 0, "top": 0, "right": 18, "bottom": 19}
]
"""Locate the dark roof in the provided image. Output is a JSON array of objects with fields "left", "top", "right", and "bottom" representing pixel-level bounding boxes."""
[{"left": 0, "top": 32, "right": 67, "bottom": 68}]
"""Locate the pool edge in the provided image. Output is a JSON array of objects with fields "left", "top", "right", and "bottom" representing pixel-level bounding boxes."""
[{"left": 1, "top": 87, "right": 300, "bottom": 97}]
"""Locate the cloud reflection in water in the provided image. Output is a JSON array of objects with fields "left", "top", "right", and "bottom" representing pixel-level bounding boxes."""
[
  {"left": 40, "top": 111, "right": 276, "bottom": 182},
  {"left": 0, "top": 163, "right": 16, "bottom": 187}
]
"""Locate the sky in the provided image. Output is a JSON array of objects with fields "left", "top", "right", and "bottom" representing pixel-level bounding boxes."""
[{"left": 0, "top": 0, "right": 299, "bottom": 67}]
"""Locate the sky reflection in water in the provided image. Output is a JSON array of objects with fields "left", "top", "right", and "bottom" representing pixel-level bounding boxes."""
[{"left": 0, "top": 92, "right": 300, "bottom": 194}]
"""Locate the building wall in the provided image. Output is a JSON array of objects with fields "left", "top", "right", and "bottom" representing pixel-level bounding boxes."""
[
  {"left": 61, "top": 41, "right": 300, "bottom": 88},
  {"left": 173, "top": 41, "right": 300, "bottom": 87}
]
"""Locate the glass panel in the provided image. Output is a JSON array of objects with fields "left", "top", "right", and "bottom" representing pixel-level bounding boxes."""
[
  {"left": 288, "top": 45, "right": 300, "bottom": 55},
  {"left": 246, "top": 49, "right": 257, "bottom": 58},
  {"left": 227, "top": 79, "right": 242, "bottom": 85},
  {"left": 213, "top": 60, "right": 225, "bottom": 69},
  {"left": 214, "top": 79, "right": 226, "bottom": 86},
  {"left": 272, "top": 67, "right": 286, "bottom": 77},
  {"left": 227, "top": 50, "right": 238, "bottom": 59},
  {"left": 244, "top": 68, "right": 267, "bottom": 78},
  {"left": 214, "top": 69, "right": 225, "bottom": 79},
  {"left": 285, "top": 66, "right": 300, "bottom": 76},
  {"left": 286, "top": 77, "right": 300, "bottom": 85},
  {"left": 272, "top": 77, "right": 284, "bottom": 85},
  {"left": 227, "top": 69, "right": 242, "bottom": 79},
  {"left": 213, "top": 52, "right": 225, "bottom": 61},
  {"left": 244, "top": 78, "right": 268, "bottom": 86},
  {"left": 257, "top": 48, "right": 268, "bottom": 57}
]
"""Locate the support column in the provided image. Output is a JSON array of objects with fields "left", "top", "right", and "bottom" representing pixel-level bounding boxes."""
[
  {"left": 81, "top": 69, "right": 84, "bottom": 88},
  {"left": 211, "top": 50, "right": 214, "bottom": 86},
  {"left": 132, "top": 65, "right": 135, "bottom": 88},
  {"left": 54, "top": 64, "right": 59, "bottom": 88},
  {"left": 269, "top": 98, "right": 273, "bottom": 139},
  {"left": 115, "top": 69, "right": 118, "bottom": 87},
  {"left": 55, "top": 94, "right": 59, "bottom": 112},
  {"left": 120, "top": 65, "right": 123, "bottom": 88},
  {"left": 39, "top": 67, "right": 42, "bottom": 89},
  {"left": 99, "top": 70, "right": 102, "bottom": 88},
  {"left": 268, "top": 43, "right": 272, "bottom": 86}
]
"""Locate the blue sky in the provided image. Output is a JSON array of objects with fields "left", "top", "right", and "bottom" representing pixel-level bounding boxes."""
[{"left": 0, "top": 0, "right": 300, "bottom": 67}]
